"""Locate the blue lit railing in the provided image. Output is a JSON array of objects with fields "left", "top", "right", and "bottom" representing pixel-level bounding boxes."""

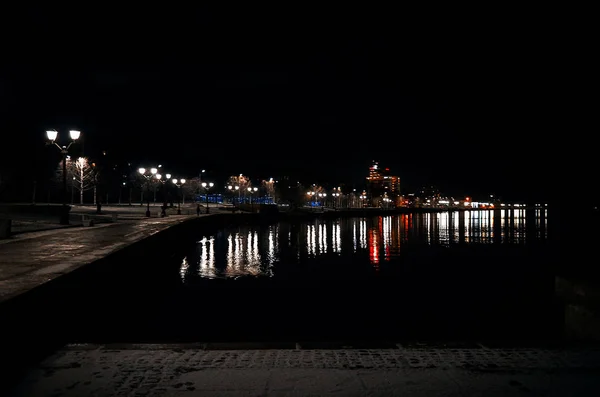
[
  {"left": 194, "top": 194, "right": 223, "bottom": 204},
  {"left": 229, "top": 196, "right": 275, "bottom": 205}
]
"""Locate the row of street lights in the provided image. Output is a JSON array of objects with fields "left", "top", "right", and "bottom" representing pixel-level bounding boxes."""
[
  {"left": 138, "top": 167, "right": 190, "bottom": 216},
  {"left": 46, "top": 129, "right": 367, "bottom": 217},
  {"left": 45, "top": 129, "right": 216, "bottom": 221},
  {"left": 227, "top": 185, "right": 258, "bottom": 206}
]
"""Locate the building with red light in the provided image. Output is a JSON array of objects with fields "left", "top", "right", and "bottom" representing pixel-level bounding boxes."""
[{"left": 366, "top": 161, "right": 400, "bottom": 207}]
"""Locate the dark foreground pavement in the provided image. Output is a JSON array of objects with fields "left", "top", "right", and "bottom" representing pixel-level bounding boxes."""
[
  {"left": 7, "top": 344, "right": 600, "bottom": 396},
  {"left": 0, "top": 214, "right": 204, "bottom": 304}
]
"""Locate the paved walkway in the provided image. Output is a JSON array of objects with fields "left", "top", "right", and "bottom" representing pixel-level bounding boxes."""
[
  {"left": 7, "top": 344, "right": 600, "bottom": 396},
  {"left": 0, "top": 214, "right": 205, "bottom": 304}
]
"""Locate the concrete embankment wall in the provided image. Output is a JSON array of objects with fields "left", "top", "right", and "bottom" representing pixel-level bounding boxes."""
[{"left": 0, "top": 214, "right": 247, "bottom": 392}]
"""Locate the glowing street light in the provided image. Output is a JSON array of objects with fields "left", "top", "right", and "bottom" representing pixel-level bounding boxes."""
[
  {"left": 228, "top": 184, "right": 241, "bottom": 205},
  {"left": 45, "top": 129, "right": 81, "bottom": 224},
  {"left": 247, "top": 186, "right": 258, "bottom": 211},
  {"left": 201, "top": 182, "right": 214, "bottom": 213},
  {"left": 172, "top": 178, "right": 186, "bottom": 214},
  {"left": 332, "top": 192, "right": 340, "bottom": 209},
  {"left": 307, "top": 190, "right": 317, "bottom": 207},
  {"left": 138, "top": 167, "right": 160, "bottom": 217},
  {"left": 154, "top": 173, "right": 172, "bottom": 214}
]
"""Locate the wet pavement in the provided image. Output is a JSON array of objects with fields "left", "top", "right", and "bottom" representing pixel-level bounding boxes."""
[
  {"left": 7, "top": 344, "right": 600, "bottom": 396},
  {"left": 0, "top": 214, "right": 206, "bottom": 304}
]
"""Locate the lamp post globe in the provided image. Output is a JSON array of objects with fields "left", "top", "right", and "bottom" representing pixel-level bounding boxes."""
[
  {"left": 69, "top": 130, "right": 81, "bottom": 140},
  {"left": 46, "top": 130, "right": 58, "bottom": 141}
]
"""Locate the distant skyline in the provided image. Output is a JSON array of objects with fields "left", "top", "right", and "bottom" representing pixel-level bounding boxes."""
[{"left": 0, "top": 8, "right": 552, "bottom": 202}]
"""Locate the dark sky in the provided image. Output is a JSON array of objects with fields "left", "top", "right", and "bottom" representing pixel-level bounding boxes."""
[{"left": 0, "top": 7, "right": 553, "bottom": 201}]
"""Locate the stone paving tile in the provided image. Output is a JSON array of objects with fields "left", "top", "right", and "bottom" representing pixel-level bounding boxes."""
[
  {"left": 41, "top": 346, "right": 600, "bottom": 371},
  {"left": 9, "top": 346, "right": 600, "bottom": 396}
]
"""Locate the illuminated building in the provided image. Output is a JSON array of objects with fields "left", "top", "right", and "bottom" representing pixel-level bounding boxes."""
[{"left": 366, "top": 160, "right": 400, "bottom": 207}]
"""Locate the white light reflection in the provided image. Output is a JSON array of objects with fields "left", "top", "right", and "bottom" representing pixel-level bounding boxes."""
[
  {"left": 180, "top": 256, "right": 189, "bottom": 281},
  {"left": 451, "top": 212, "right": 460, "bottom": 242},
  {"left": 359, "top": 219, "right": 367, "bottom": 249},
  {"left": 438, "top": 212, "right": 449, "bottom": 245},
  {"left": 471, "top": 210, "right": 480, "bottom": 242},
  {"left": 464, "top": 211, "right": 470, "bottom": 243},
  {"left": 319, "top": 223, "right": 327, "bottom": 253},
  {"left": 199, "top": 237, "right": 208, "bottom": 270},
  {"left": 480, "top": 210, "right": 490, "bottom": 242},
  {"left": 382, "top": 216, "right": 391, "bottom": 257},
  {"left": 353, "top": 221, "right": 357, "bottom": 252},
  {"left": 241, "top": 231, "right": 261, "bottom": 275},
  {"left": 487, "top": 209, "right": 494, "bottom": 242},
  {"left": 246, "top": 231, "right": 253, "bottom": 264},
  {"left": 234, "top": 232, "right": 241, "bottom": 270},
  {"left": 424, "top": 214, "right": 431, "bottom": 243},
  {"left": 333, "top": 222, "right": 341, "bottom": 254},
  {"left": 224, "top": 231, "right": 263, "bottom": 277},
  {"left": 268, "top": 226, "right": 275, "bottom": 266},
  {"left": 513, "top": 209, "right": 524, "bottom": 243},
  {"left": 253, "top": 231, "right": 260, "bottom": 264},
  {"left": 544, "top": 209, "right": 548, "bottom": 239},
  {"left": 224, "top": 233, "right": 237, "bottom": 276},
  {"left": 198, "top": 237, "right": 216, "bottom": 278},
  {"left": 307, "top": 224, "right": 316, "bottom": 256},
  {"left": 227, "top": 234, "right": 233, "bottom": 268}
]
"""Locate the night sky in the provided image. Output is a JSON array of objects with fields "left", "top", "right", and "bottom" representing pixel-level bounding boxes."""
[{"left": 0, "top": 8, "right": 552, "bottom": 201}]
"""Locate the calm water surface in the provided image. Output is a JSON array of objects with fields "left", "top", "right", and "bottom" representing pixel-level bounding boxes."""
[
  {"left": 180, "top": 209, "right": 549, "bottom": 281},
  {"left": 103, "top": 209, "right": 555, "bottom": 343}
]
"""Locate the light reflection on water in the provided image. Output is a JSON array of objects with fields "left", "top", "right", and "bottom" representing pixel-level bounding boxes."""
[{"left": 180, "top": 210, "right": 549, "bottom": 280}]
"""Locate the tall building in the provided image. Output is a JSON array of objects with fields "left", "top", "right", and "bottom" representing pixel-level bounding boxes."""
[{"left": 366, "top": 160, "right": 400, "bottom": 206}]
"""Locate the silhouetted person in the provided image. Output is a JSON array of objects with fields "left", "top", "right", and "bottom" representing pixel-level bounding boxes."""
[
  {"left": 96, "top": 201, "right": 101, "bottom": 214},
  {"left": 161, "top": 202, "right": 167, "bottom": 217},
  {"left": 196, "top": 204, "right": 201, "bottom": 216}
]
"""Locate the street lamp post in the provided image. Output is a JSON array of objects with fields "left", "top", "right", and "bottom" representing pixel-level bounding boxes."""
[
  {"left": 138, "top": 167, "right": 158, "bottom": 217},
  {"left": 228, "top": 185, "right": 241, "bottom": 206},
  {"left": 198, "top": 169, "right": 205, "bottom": 197},
  {"left": 247, "top": 186, "right": 258, "bottom": 212},
  {"left": 318, "top": 193, "right": 327, "bottom": 210},
  {"left": 119, "top": 181, "right": 125, "bottom": 204},
  {"left": 46, "top": 129, "right": 81, "bottom": 225},
  {"left": 332, "top": 192, "right": 340, "bottom": 210},
  {"left": 155, "top": 173, "right": 171, "bottom": 216},
  {"left": 307, "top": 191, "right": 316, "bottom": 208},
  {"left": 155, "top": 173, "right": 171, "bottom": 197},
  {"left": 201, "top": 182, "right": 214, "bottom": 213},
  {"left": 172, "top": 178, "right": 186, "bottom": 215}
]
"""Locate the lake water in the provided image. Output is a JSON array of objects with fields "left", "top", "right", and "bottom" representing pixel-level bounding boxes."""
[
  {"left": 179, "top": 209, "right": 549, "bottom": 281},
  {"left": 125, "top": 209, "right": 556, "bottom": 344}
]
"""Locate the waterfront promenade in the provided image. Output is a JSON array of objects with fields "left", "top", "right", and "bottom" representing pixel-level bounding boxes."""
[{"left": 0, "top": 209, "right": 205, "bottom": 304}]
